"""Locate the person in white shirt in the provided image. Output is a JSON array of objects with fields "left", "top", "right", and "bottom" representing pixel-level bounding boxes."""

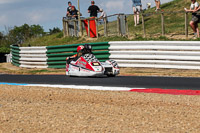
[
  {"left": 99, "top": 8, "right": 108, "bottom": 36},
  {"left": 99, "top": 8, "right": 107, "bottom": 21},
  {"left": 185, "top": 0, "right": 200, "bottom": 38}
]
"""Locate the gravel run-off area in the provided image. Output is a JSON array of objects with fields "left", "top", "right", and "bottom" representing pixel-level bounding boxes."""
[{"left": 1, "top": 85, "right": 200, "bottom": 132}]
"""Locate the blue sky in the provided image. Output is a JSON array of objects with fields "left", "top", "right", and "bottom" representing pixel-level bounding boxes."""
[{"left": 0, "top": 0, "right": 173, "bottom": 32}]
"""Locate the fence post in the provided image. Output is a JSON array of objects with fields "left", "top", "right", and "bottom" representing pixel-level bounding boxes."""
[
  {"left": 185, "top": 12, "right": 188, "bottom": 38},
  {"left": 66, "top": 21, "right": 69, "bottom": 37},
  {"left": 62, "top": 18, "right": 66, "bottom": 37},
  {"left": 63, "top": 18, "right": 69, "bottom": 37},
  {"left": 74, "top": 20, "right": 77, "bottom": 37},
  {"left": 117, "top": 14, "right": 121, "bottom": 36},
  {"left": 95, "top": 18, "right": 99, "bottom": 38},
  {"left": 125, "top": 15, "right": 129, "bottom": 37},
  {"left": 81, "top": 20, "right": 83, "bottom": 36},
  {"left": 104, "top": 17, "right": 108, "bottom": 37},
  {"left": 79, "top": 19, "right": 83, "bottom": 36},
  {"left": 142, "top": 14, "right": 146, "bottom": 38},
  {"left": 88, "top": 19, "right": 90, "bottom": 38},
  {"left": 161, "top": 12, "right": 165, "bottom": 36}
]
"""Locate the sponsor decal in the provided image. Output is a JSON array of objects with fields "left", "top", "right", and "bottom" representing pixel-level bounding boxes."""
[
  {"left": 81, "top": 68, "right": 90, "bottom": 72},
  {"left": 76, "top": 58, "right": 87, "bottom": 68}
]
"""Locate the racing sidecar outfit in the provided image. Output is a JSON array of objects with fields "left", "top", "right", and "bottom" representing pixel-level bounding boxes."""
[{"left": 66, "top": 44, "right": 120, "bottom": 77}]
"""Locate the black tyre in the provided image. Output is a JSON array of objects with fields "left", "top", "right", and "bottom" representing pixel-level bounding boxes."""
[{"left": 107, "top": 74, "right": 116, "bottom": 77}]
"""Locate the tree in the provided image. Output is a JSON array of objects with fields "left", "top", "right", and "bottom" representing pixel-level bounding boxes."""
[
  {"left": 0, "top": 32, "right": 4, "bottom": 40},
  {"left": 8, "top": 24, "right": 29, "bottom": 44},
  {"left": 49, "top": 27, "right": 61, "bottom": 35},
  {"left": 30, "top": 24, "right": 45, "bottom": 37},
  {"left": 0, "top": 24, "right": 45, "bottom": 53},
  {"left": 8, "top": 24, "right": 45, "bottom": 44}
]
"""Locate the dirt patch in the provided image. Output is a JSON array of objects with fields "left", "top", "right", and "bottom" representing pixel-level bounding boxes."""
[
  {"left": 1, "top": 63, "right": 200, "bottom": 77},
  {"left": 0, "top": 85, "right": 200, "bottom": 132}
]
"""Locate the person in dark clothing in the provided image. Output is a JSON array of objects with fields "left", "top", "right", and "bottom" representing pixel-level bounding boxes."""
[
  {"left": 66, "top": 1, "right": 77, "bottom": 17},
  {"left": 70, "top": 6, "right": 78, "bottom": 19},
  {"left": 88, "top": 1, "right": 100, "bottom": 17},
  {"left": 66, "top": 1, "right": 72, "bottom": 17},
  {"left": 66, "top": 44, "right": 92, "bottom": 64}
]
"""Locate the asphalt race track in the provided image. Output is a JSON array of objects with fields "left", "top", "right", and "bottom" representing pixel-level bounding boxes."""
[{"left": 0, "top": 74, "right": 200, "bottom": 90}]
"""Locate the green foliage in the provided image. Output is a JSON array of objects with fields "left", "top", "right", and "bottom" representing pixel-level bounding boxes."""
[
  {"left": 49, "top": 27, "right": 61, "bottom": 35},
  {"left": 22, "top": 33, "right": 85, "bottom": 47},
  {"left": 96, "top": 36, "right": 129, "bottom": 42},
  {"left": 30, "top": 24, "right": 45, "bottom": 37},
  {"left": 0, "top": 31, "right": 10, "bottom": 53},
  {"left": 0, "top": 47, "right": 10, "bottom": 53},
  {"left": 56, "top": 32, "right": 63, "bottom": 38},
  {"left": 8, "top": 23, "right": 45, "bottom": 44},
  {"left": 0, "top": 24, "right": 45, "bottom": 53},
  {"left": 0, "top": 32, "right": 3, "bottom": 40}
]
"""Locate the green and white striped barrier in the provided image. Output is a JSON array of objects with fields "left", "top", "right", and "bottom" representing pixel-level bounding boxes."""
[
  {"left": 46, "top": 42, "right": 110, "bottom": 68},
  {"left": 10, "top": 45, "right": 20, "bottom": 67},
  {"left": 10, "top": 42, "right": 110, "bottom": 68},
  {"left": 11, "top": 45, "right": 48, "bottom": 68},
  {"left": 11, "top": 41, "right": 200, "bottom": 69}
]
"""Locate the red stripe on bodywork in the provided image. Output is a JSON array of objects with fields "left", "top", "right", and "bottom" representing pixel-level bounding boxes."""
[{"left": 129, "top": 88, "right": 200, "bottom": 95}]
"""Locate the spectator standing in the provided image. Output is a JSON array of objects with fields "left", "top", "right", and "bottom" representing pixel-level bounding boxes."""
[
  {"left": 184, "top": 0, "right": 200, "bottom": 38},
  {"left": 131, "top": 0, "right": 142, "bottom": 26},
  {"left": 99, "top": 8, "right": 108, "bottom": 36},
  {"left": 66, "top": 1, "right": 72, "bottom": 17},
  {"left": 70, "top": 6, "right": 78, "bottom": 19},
  {"left": 147, "top": 3, "right": 151, "bottom": 9},
  {"left": 88, "top": 1, "right": 100, "bottom": 17},
  {"left": 66, "top": 1, "right": 77, "bottom": 18},
  {"left": 99, "top": 8, "right": 107, "bottom": 21},
  {"left": 66, "top": 2, "right": 79, "bottom": 36},
  {"left": 155, "top": 0, "right": 161, "bottom": 11}
]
